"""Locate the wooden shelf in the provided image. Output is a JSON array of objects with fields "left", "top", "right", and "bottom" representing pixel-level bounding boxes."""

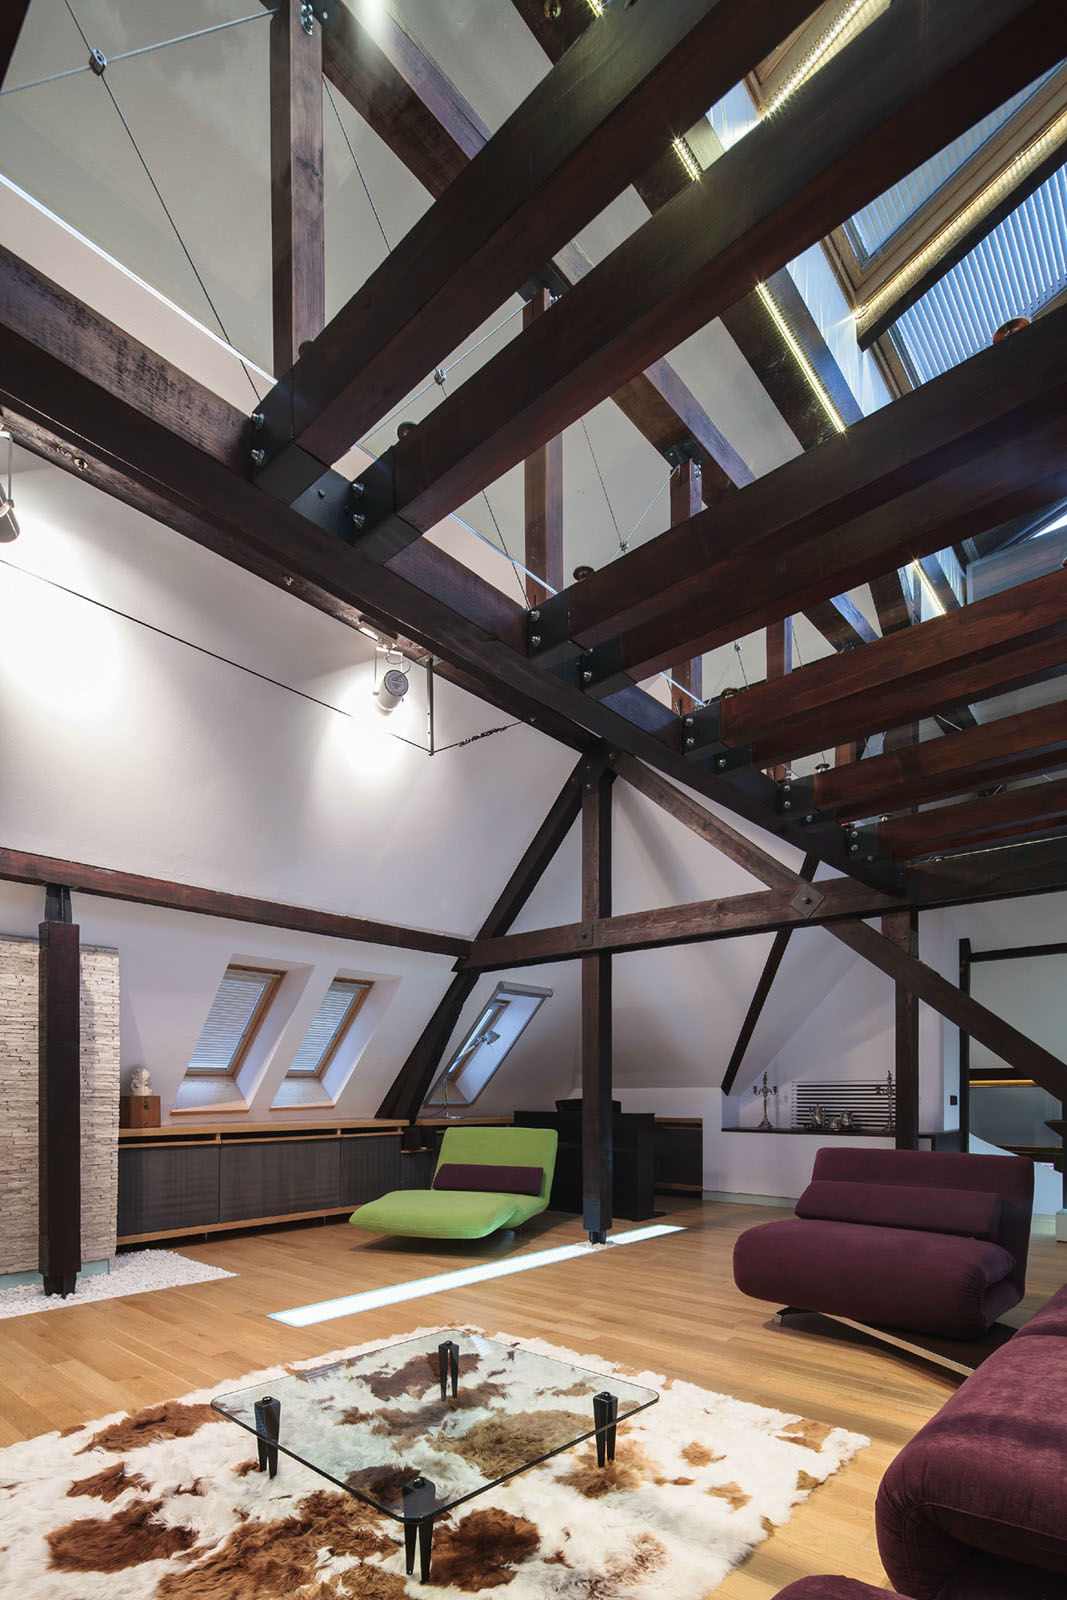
[
  {"left": 723, "top": 1126, "right": 896, "bottom": 1137},
  {"left": 118, "top": 1117, "right": 405, "bottom": 1141}
]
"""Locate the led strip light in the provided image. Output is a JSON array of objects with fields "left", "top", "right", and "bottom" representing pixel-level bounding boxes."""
[
  {"left": 761, "top": 0, "right": 885, "bottom": 118},
  {"left": 754, "top": 282, "right": 848, "bottom": 434},
  {"left": 270, "top": 1224, "right": 686, "bottom": 1327}
]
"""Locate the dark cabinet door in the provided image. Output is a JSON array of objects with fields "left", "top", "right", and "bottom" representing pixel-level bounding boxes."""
[
  {"left": 220, "top": 1139, "right": 341, "bottom": 1222},
  {"left": 118, "top": 1145, "right": 221, "bottom": 1236},
  {"left": 340, "top": 1134, "right": 402, "bottom": 1205}
]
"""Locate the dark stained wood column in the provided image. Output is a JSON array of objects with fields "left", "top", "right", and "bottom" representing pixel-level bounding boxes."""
[
  {"left": 765, "top": 615, "right": 792, "bottom": 780},
  {"left": 668, "top": 459, "right": 703, "bottom": 715},
  {"left": 523, "top": 288, "right": 563, "bottom": 607},
  {"left": 270, "top": 0, "right": 325, "bottom": 375},
  {"left": 581, "top": 761, "right": 614, "bottom": 1242},
  {"left": 38, "top": 885, "right": 80, "bottom": 1297},
  {"left": 883, "top": 908, "right": 921, "bottom": 1148}
]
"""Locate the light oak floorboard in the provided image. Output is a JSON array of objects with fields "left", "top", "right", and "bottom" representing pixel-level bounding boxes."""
[{"left": 0, "top": 1198, "right": 1062, "bottom": 1595}]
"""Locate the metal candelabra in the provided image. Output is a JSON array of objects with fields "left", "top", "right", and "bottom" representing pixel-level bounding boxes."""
[
  {"left": 877, "top": 1069, "right": 896, "bottom": 1132},
  {"left": 754, "top": 1071, "right": 778, "bottom": 1130}
]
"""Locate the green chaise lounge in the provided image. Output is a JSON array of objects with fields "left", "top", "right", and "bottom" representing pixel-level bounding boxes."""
[{"left": 349, "top": 1126, "right": 558, "bottom": 1240}]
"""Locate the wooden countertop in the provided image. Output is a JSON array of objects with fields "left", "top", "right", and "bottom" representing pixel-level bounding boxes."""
[{"left": 118, "top": 1118, "right": 406, "bottom": 1140}]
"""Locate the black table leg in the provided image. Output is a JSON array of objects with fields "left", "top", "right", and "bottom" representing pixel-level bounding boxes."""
[
  {"left": 593, "top": 1390, "right": 618, "bottom": 1467},
  {"left": 438, "top": 1339, "right": 459, "bottom": 1399},
  {"left": 402, "top": 1475, "right": 437, "bottom": 1583},
  {"left": 254, "top": 1394, "right": 281, "bottom": 1478}
]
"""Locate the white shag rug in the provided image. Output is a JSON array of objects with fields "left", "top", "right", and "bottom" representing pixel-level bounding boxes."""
[
  {"left": 0, "top": 1325, "right": 868, "bottom": 1599},
  {"left": 0, "top": 1250, "right": 235, "bottom": 1319}
]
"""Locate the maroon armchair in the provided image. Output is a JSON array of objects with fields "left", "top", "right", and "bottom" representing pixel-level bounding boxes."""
[{"left": 733, "top": 1147, "right": 1033, "bottom": 1340}]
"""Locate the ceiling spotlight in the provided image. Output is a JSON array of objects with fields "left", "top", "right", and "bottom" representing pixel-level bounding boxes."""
[
  {"left": 375, "top": 666, "right": 409, "bottom": 715},
  {"left": 0, "top": 429, "right": 19, "bottom": 542}
]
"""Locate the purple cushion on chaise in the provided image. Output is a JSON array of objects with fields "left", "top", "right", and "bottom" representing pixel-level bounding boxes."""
[
  {"left": 433, "top": 1162, "right": 543, "bottom": 1196},
  {"left": 733, "top": 1216, "right": 1017, "bottom": 1338},
  {"left": 876, "top": 1333, "right": 1067, "bottom": 1600},
  {"left": 795, "top": 1180, "right": 1001, "bottom": 1240}
]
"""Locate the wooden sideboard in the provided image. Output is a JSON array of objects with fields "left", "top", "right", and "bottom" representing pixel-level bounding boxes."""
[{"left": 116, "top": 1119, "right": 409, "bottom": 1243}]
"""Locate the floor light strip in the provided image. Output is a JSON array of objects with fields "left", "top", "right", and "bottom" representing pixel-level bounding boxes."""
[{"left": 270, "top": 1223, "right": 686, "bottom": 1327}]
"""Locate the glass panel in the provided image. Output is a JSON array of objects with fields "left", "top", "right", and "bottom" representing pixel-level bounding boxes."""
[
  {"left": 212, "top": 1329, "right": 658, "bottom": 1521},
  {"left": 891, "top": 165, "right": 1067, "bottom": 385},
  {"left": 847, "top": 79, "right": 1046, "bottom": 261},
  {"left": 188, "top": 966, "right": 275, "bottom": 1074},
  {"left": 426, "top": 984, "right": 550, "bottom": 1107},
  {"left": 287, "top": 979, "right": 367, "bottom": 1078}
]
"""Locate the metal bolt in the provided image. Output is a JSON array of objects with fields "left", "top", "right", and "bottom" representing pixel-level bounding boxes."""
[
  {"left": 805, "top": 813, "right": 814, "bottom": 823},
  {"left": 351, "top": 480, "right": 365, "bottom": 499},
  {"left": 685, "top": 737, "right": 695, "bottom": 748},
  {"left": 783, "top": 783, "right": 791, "bottom": 793},
  {"left": 716, "top": 758, "right": 726, "bottom": 770},
  {"left": 582, "top": 670, "right": 593, "bottom": 683},
  {"left": 530, "top": 609, "right": 540, "bottom": 620},
  {"left": 350, "top": 511, "right": 365, "bottom": 530},
  {"left": 684, "top": 716, "right": 694, "bottom": 727},
  {"left": 850, "top": 844, "right": 859, "bottom": 854},
  {"left": 433, "top": 367, "right": 447, "bottom": 386},
  {"left": 530, "top": 634, "right": 542, "bottom": 647},
  {"left": 783, "top": 801, "right": 792, "bottom": 810},
  {"left": 301, "top": 2, "right": 315, "bottom": 34},
  {"left": 89, "top": 47, "right": 107, "bottom": 74},
  {"left": 251, "top": 448, "right": 266, "bottom": 468},
  {"left": 251, "top": 411, "right": 265, "bottom": 430},
  {"left": 72, "top": 456, "right": 87, "bottom": 472}
]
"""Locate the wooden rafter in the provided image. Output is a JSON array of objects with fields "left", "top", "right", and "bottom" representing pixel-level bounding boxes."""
[
  {"left": 562, "top": 305, "right": 1067, "bottom": 676},
  {"left": 0, "top": 847, "right": 468, "bottom": 958},
  {"left": 523, "top": 287, "right": 563, "bottom": 606},
  {"left": 709, "top": 565, "right": 1067, "bottom": 767},
  {"left": 355, "top": 0, "right": 1066, "bottom": 551},
  {"left": 269, "top": 0, "right": 325, "bottom": 374},
  {"left": 879, "top": 779, "right": 1067, "bottom": 861},
  {"left": 814, "top": 700, "right": 1067, "bottom": 821},
  {"left": 0, "top": 2, "right": 30, "bottom": 89},
  {"left": 612, "top": 757, "right": 1067, "bottom": 1101},
  {"left": 256, "top": 0, "right": 818, "bottom": 488}
]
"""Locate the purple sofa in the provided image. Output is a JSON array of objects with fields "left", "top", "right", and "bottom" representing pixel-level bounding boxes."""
[
  {"left": 876, "top": 1278, "right": 1067, "bottom": 1599},
  {"left": 733, "top": 1147, "right": 1033, "bottom": 1339},
  {"left": 776, "top": 1584, "right": 912, "bottom": 1600}
]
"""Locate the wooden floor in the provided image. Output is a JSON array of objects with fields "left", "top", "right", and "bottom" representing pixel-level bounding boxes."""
[{"left": 1, "top": 1198, "right": 1063, "bottom": 1595}]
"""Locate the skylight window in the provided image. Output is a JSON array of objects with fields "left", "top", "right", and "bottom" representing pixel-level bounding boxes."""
[
  {"left": 285, "top": 978, "right": 372, "bottom": 1079},
  {"left": 187, "top": 965, "right": 282, "bottom": 1076},
  {"left": 426, "top": 983, "right": 552, "bottom": 1109}
]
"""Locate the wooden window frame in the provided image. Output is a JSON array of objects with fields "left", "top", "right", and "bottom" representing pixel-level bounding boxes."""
[
  {"left": 186, "top": 964, "right": 285, "bottom": 1078},
  {"left": 284, "top": 978, "right": 373, "bottom": 1080}
]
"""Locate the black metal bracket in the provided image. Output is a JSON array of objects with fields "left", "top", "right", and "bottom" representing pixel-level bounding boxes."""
[
  {"left": 527, "top": 591, "right": 579, "bottom": 668},
  {"left": 844, "top": 821, "right": 894, "bottom": 870},
  {"left": 663, "top": 438, "right": 702, "bottom": 469},
  {"left": 678, "top": 702, "right": 751, "bottom": 772},
  {"left": 43, "top": 884, "right": 73, "bottom": 923},
  {"left": 775, "top": 776, "right": 833, "bottom": 828}
]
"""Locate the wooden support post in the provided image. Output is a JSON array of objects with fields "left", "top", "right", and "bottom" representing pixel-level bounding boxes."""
[
  {"left": 958, "top": 938, "right": 971, "bottom": 1151},
  {"left": 38, "top": 886, "right": 80, "bottom": 1296},
  {"left": 270, "top": 0, "right": 325, "bottom": 374},
  {"left": 668, "top": 459, "right": 703, "bottom": 715},
  {"left": 721, "top": 855, "right": 818, "bottom": 1095},
  {"left": 581, "top": 761, "right": 614, "bottom": 1242},
  {"left": 765, "top": 616, "right": 792, "bottom": 780},
  {"left": 523, "top": 288, "right": 563, "bottom": 606},
  {"left": 883, "top": 908, "right": 920, "bottom": 1148}
]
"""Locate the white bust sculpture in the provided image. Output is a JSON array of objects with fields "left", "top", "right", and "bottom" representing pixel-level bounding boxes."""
[{"left": 129, "top": 1067, "right": 152, "bottom": 1097}]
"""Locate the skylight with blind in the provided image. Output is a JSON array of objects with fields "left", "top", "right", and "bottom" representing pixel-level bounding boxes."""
[
  {"left": 286, "top": 978, "right": 372, "bottom": 1079},
  {"left": 186, "top": 964, "right": 282, "bottom": 1076},
  {"left": 425, "top": 983, "right": 552, "bottom": 1109}
]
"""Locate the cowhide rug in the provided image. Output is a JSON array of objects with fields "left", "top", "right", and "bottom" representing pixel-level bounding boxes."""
[{"left": 0, "top": 1327, "right": 868, "bottom": 1599}]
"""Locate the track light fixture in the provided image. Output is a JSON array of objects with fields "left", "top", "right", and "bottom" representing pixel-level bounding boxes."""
[
  {"left": 374, "top": 644, "right": 409, "bottom": 715},
  {"left": 0, "top": 428, "right": 19, "bottom": 542}
]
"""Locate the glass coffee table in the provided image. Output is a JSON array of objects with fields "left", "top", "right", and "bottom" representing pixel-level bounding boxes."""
[{"left": 212, "top": 1329, "right": 658, "bottom": 1582}]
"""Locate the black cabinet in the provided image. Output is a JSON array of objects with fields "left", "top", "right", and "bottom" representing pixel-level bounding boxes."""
[
  {"left": 514, "top": 1105, "right": 658, "bottom": 1221},
  {"left": 116, "top": 1125, "right": 404, "bottom": 1241}
]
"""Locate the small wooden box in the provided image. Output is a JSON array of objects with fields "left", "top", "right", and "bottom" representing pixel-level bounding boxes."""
[{"left": 120, "top": 1095, "right": 161, "bottom": 1129}]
